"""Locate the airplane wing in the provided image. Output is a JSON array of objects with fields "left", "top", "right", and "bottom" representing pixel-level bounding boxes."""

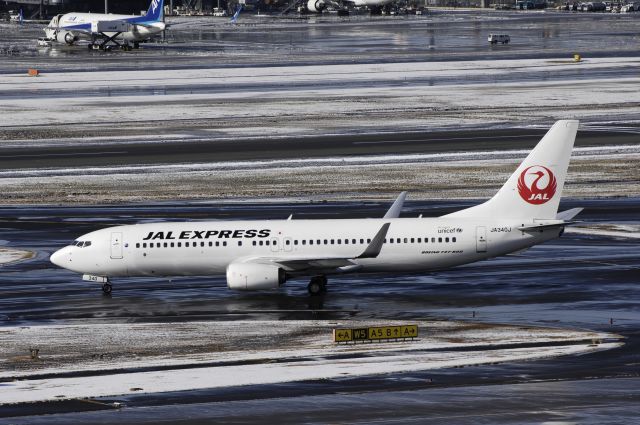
[
  {"left": 237, "top": 223, "right": 390, "bottom": 273},
  {"left": 383, "top": 192, "right": 407, "bottom": 219}
]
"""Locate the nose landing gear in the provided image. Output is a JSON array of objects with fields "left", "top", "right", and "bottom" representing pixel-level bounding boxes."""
[{"left": 307, "top": 275, "right": 327, "bottom": 296}]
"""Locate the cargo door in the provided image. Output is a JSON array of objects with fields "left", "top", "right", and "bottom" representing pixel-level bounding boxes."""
[
  {"left": 110, "top": 232, "right": 123, "bottom": 259},
  {"left": 476, "top": 226, "right": 487, "bottom": 253}
]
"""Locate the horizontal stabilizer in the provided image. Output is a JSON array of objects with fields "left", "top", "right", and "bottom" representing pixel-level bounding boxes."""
[
  {"left": 556, "top": 207, "right": 583, "bottom": 221},
  {"left": 518, "top": 221, "right": 578, "bottom": 232}
]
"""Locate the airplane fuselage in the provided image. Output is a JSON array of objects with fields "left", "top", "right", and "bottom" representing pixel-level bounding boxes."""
[
  {"left": 51, "top": 217, "right": 559, "bottom": 279},
  {"left": 49, "top": 13, "right": 165, "bottom": 42}
]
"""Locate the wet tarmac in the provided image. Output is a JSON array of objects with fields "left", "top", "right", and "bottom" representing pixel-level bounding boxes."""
[
  {"left": 0, "top": 198, "right": 638, "bottom": 423},
  {"left": 2, "top": 11, "right": 640, "bottom": 73},
  {"left": 2, "top": 127, "right": 640, "bottom": 171}
]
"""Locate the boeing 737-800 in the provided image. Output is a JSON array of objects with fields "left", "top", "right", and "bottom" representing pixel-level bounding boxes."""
[
  {"left": 51, "top": 120, "right": 582, "bottom": 295},
  {"left": 44, "top": 0, "right": 165, "bottom": 50}
]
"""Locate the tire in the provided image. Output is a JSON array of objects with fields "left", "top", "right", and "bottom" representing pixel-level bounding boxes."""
[
  {"left": 308, "top": 281, "right": 322, "bottom": 295},
  {"left": 102, "top": 283, "right": 112, "bottom": 295}
]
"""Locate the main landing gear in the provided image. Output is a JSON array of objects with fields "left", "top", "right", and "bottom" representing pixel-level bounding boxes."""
[
  {"left": 307, "top": 275, "right": 327, "bottom": 296},
  {"left": 102, "top": 283, "right": 112, "bottom": 295}
]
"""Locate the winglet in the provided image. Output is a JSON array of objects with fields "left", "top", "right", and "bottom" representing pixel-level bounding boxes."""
[
  {"left": 556, "top": 207, "right": 583, "bottom": 221},
  {"left": 383, "top": 192, "right": 407, "bottom": 219},
  {"left": 357, "top": 223, "right": 390, "bottom": 259}
]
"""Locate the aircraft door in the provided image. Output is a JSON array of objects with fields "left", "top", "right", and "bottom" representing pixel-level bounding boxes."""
[
  {"left": 270, "top": 237, "right": 279, "bottom": 252},
  {"left": 476, "top": 226, "right": 487, "bottom": 253},
  {"left": 110, "top": 232, "right": 123, "bottom": 259}
]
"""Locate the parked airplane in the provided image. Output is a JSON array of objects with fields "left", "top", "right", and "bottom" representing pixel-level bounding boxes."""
[
  {"left": 43, "top": 0, "right": 165, "bottom": 50},
  {"left": 285, "top": 0, "right": 393, "bottom": 14},
  {"left": 51, "top": 121, "right": 582, "bottom": 296}
]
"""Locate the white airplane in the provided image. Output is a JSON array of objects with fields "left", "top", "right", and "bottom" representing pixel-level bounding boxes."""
[
  {"left": 289, "top": 0, "right": 392, "bottom": 14},
  {"left": 51, "top": 121, "right": 582, "bottom": 296},
  {"left": 43, "top": 0, "right": 166, "bottom": 50}
]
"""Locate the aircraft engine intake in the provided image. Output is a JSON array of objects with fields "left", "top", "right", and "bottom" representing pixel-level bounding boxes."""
[
  {"left": 57, "top": 31, "right": 78, "bottom": 45},
  {"left": 226, "top": 263, "right": 287, "bottom": 290},
  {"left": 307, "top": 0, "right": 327, "bottom": 13}
]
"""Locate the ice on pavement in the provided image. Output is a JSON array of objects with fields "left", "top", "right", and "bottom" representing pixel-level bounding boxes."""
[{"left": 0, "top": 320, "right": 620, "bottom": 403}]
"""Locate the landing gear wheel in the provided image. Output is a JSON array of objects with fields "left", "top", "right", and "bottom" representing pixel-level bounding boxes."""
[
  {"left": 102, "top": 283, "right": 112, "bottom": 295},
  {"left": 308, "top": 276, "right": 327, "bottom": 296}
]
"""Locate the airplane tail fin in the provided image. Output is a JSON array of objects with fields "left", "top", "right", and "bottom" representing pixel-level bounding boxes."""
[
  {"left": 145, "top": 0, "right": 164, "bottom": 21},
  {"left": 231, "top": 5, "right": 242, "bottom": 23},
  {"left": 444, "top": 120, "right": 579, "bottom": 220}
]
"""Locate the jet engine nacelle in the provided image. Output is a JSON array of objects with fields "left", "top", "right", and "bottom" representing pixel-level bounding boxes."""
[
  {"left": 226, "top": 263, "right": 287, "bottom": 290},
  {"left": 56, "top": 31, "right": 78, "bottom": 45},
  {"left": 307, "top": 0, "right": 327, "bottom": 13}
]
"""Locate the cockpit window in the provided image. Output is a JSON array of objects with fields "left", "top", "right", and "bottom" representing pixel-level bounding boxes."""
[{"left": 72, "top": 241, "right": 92, "bottom": 248}]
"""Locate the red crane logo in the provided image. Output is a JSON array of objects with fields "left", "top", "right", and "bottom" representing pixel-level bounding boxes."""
[{"left": 517, "top": 166, "right": 557, "bottom": 205}]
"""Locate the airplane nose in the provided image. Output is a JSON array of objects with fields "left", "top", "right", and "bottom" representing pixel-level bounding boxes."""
[{"left": 50, "top": 247, "right": 69, "bottom": 268}]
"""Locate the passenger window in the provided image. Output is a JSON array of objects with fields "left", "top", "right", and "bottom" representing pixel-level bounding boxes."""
[
  {"left": 438, "top": 238, "right": 442, "bottom": 243},
  {"left": 238, "top": 241, "right": 242, "bottom": 246},
  {"left": 337, "top": 240, "right": 341, "bottom": 245},
  {"left": 367, "top": 239, "right": 371, "bottom": 243},
  {"left": 150, "top": 243, "right": 154, "bottom": 248},
  {"left": 209, "top": 242, "right": 212, "bottom": 247},
  {"left": 302, "top": 240, "right": 306, "bottom": 245},
  {"left": 164, "top": 243, "right": 168, "bottom": 248},
  {"left": 452, "top": 237, "right": 457, "bottom": 242},
  {"left": 171, "top": 242, "right": 175, "bottom": 247},
  {"left": 136, "top": 243, "right": 140, "bottom": 248},
  {"left": 252, "top": 241, "right": 257, "bottom": 246},
  {"left": 143, "top": 243, "right": 147, "bottom": 248},
  {"left": 294, "top": 240, "right": 298, "bottom": 245},
  {"left": 286, "top": 240, "right": 290, "bottom": 245},
  {"left": 309, "top": 240, "right": 314, "bottom": 245},
  {"left": 360, "top": 239, "right": 364, "bottom": 244},
  {"left": 431, "top": 238, "right": 435, "bottom": 243},
  {"left": 223, "top": 241, "right": 227, "bottom": 247},
  {"left": 215, "top": 241, "right": 220, "bottom": 247},
  {"left": 344, "top": 239, "right": 348, "bottom": 245},
  {"left": 411, "top": 238, "right": 415, "bottom": 243},
  {"left": 417, "top": 238, "right": 421, "bottom": 243},
  {"left": 177, "top": 242, "right": 181, "bottom": 247},
  {"left": 331, "top": 239, "right": 335, "bottom": 244},
  {"left": 404, "top": 238, "right": 408, "bottom": 243},
  {"left": 201, "top": 242, "right": 205, "bottom": 247},
  {"left": 445, "top": 237, "right": 449, "bottom": 243}
]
